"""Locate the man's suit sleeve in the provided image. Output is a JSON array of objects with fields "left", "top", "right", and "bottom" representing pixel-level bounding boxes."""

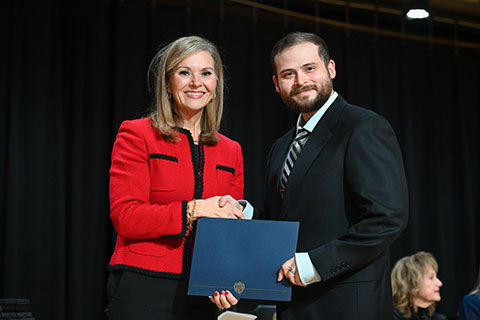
[
  {"left": 309, "top": 114, "right": 408, "bottom": 281},
  {"left": 254, "top": 139, "right": 281, "bottom": 220}
]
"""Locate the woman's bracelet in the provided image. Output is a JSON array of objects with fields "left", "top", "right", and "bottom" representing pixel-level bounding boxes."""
[{"left": 187, "top": 199, "right": 196, "bottom": 230}]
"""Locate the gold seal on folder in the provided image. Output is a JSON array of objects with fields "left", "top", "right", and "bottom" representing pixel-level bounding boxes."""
[{"left": 234, "top": 281, "right": 245, "bottom": 295}]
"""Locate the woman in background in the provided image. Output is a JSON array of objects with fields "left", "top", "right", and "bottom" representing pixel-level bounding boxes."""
[
  {"left": 391, "top": 251, "right": 447, "bottom": 320},
  {"left": 458, "top": 264, "right": 480, "bottom": 320},
  {"left": 105, "top": 35, "right": 241, "bottom": 320}
]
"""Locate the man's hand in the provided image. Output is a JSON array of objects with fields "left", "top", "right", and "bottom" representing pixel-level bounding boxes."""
[
  {"left": 218, "top": 195, "right": 244, "bottom": 219},
  {"left": 193, "top": 196, "right": 244, "bottom": 220},
  {"left": 277, "top": 256, "right": 307, "bottom": 287}
]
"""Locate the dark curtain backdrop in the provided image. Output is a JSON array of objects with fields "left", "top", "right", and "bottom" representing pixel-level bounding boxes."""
[{"left": 1, "top": 0, "right": 479, "bottom": 319}]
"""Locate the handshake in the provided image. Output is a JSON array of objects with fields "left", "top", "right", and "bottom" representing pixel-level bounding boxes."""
[{"left": 187, "top": 195, "right": 245, "bottom": 222}]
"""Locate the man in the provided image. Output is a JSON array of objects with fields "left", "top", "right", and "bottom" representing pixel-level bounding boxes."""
[
  {"left": 264, "top": 32, "right": 408, "bottom": 319},
  {"left": 212, "top": 31, "right": 408, "bottom": 318}
]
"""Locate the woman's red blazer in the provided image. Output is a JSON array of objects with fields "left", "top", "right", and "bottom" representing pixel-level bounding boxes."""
[{"left": 108, "top": 118, "right": 244, "bottom": 278}]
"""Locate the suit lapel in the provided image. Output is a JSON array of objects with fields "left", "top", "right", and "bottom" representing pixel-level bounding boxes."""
[{"left": 280, "top": 95, "right": 347, "bottom": 219}]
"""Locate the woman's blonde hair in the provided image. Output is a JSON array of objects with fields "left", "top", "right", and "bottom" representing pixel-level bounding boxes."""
[
  {"left": 391, "top": 251, "right": 439, "bottom": 318},
  {"left": 148, "top": 35, "right": 224, "bottom": 145},
  {"left": 472, "top": 264, "right": 480, "bottom": 297}
]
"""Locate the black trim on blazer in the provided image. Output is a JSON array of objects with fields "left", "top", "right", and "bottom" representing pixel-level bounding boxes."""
[
  {"left": 197, "top": 145, "right": 205, "bottom": 199},
  {"left": 108, "top": 262, "right": 184, "bottom": 279},
  {"left": 216, "top": 164, "right": 235, "bottom": 174},
  {"left": 108, "top": 264, "right": 183, "bottom": 279},
  {"left": 163, "top": 201, "right": 189, "bottom": 239},
  {"left": 177, "top": 128, "right": 205, "bottom": 200},
  {"left": 149, "top": 153, "right": 178, "bottom": 162}
]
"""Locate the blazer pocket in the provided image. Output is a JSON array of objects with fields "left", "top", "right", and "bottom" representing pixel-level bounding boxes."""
[
  {"left": 216, "top": 164, "right": 235, "bottom": 189},
  {"left": 149, "top": 153, "right": 179, "bottom": 191},
  {"left": 127, "top": 239, "right": 166, "bottom": 257}
]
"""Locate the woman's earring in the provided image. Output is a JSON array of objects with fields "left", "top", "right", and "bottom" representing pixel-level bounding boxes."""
[{"left": 167, "top": 92, "right": 172, "bottom": 99}]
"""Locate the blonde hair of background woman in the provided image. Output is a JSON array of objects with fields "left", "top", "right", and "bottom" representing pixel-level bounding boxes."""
[
  {"left": 471, "top": 264, "right": 480, "bottom": 297},
  {"left": 391, "top": 251, "right": 439, "bottom": 318}
]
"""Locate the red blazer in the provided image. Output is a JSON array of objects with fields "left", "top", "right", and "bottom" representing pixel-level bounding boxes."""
[{"left": 108, "top": 118, "right": 244, "bottom": 278}]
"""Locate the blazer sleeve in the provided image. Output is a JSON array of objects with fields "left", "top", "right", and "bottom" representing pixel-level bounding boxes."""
[
  {"left": 109, "top": 120, "right": 188, "bottom": 239},
  {"left": 228, "top": 140, "right": 245, "bottom": 200},
  {"left": 309, "top": 114, "right": 409, "bottom": 281}
]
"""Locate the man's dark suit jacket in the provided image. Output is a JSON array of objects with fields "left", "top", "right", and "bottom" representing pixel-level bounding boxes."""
[{"left": 259, "top": 94, "right": 409, "bottom": 320}]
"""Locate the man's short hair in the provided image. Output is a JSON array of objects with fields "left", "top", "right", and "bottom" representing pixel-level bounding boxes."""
[{"left": 270, "top": 32, "right": 330, "bottom": 74}]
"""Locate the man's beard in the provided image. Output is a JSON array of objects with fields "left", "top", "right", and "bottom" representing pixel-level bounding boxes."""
[{"left": 281, "top": 80, "right": 333, "bottom": 114}]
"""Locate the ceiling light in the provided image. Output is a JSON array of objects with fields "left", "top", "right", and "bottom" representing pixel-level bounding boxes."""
[
  {"left": 406, "top": 8, "right": 430, "bottom": 19},
  {"left": 406, "top": 1, "right": 430, "bottom": 20}
]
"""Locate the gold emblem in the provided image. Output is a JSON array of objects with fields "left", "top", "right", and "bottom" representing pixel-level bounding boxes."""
[{"left": 234, "top": 281, "right": 245, "bottom": 295}]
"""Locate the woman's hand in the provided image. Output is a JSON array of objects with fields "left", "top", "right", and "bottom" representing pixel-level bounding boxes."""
[
  {"left": 208, "top": 290, "right": 239, "bottom": 310},
  {"left": 218, "top": 195, "right": 244, "bottom": 212},
  {"left": 192, "top": 196, "right": 244, "bottom": 220}
]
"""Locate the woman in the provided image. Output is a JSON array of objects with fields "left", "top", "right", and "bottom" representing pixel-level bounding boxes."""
[
  {"left": 458, "top": 264, "right": 480, "bottom": 320},
  {"left": 391, "top": 251, "right": 447, "bottom": 320},
  {"left": 105, "top": 36, "right": 241, "bottom": 319}
]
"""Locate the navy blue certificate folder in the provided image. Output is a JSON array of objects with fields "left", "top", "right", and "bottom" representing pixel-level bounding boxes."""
[{"left": 187, "top": 218, "right": 299, "bottom": 301}]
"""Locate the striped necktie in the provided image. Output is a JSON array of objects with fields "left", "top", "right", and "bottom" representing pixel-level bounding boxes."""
[{"left": 279, "top": 128, "right": 310, "bottom": 196}]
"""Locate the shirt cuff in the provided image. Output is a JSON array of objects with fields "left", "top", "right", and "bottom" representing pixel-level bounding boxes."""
[
  {"left": 295, "top": 252, "right": 322, "bottom": 285},
  {"left": 238, "top": 200, "right": 253, "bottom": 220}
]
